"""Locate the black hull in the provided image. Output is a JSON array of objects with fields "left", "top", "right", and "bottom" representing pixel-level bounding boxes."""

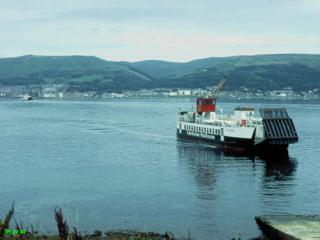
[{"left": 177, "top": 130, "right": 288, "bottom": 155}]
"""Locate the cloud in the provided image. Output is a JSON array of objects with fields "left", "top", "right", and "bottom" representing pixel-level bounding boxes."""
[
  {"left": 0, "top": 0, "right": 319, "bottom": 61},
  {"left": 56, "top": 6, "right": 180, "bottom": 23},
  {"left": 0, "top": 1, "right": 183, "bottom": 25}
]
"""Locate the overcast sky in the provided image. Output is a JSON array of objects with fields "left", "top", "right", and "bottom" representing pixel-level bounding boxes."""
[{"left": 0, "top": 0, "right": 319, "bottom": 62}]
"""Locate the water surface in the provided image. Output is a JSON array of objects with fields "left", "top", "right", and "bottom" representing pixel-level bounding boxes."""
[{"left": 0, "top": 99, "right": 319, "bottom": 239}]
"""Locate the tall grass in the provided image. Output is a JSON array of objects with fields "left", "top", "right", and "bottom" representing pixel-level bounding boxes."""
[
  {"left": 54, "top": 208, "right": 83, "bottom": 240},
  {"left": 0, "top": 202, "right": 14, "bottom": 238},
  {"left": 54, "top": 208, "right": 69, "bottom": 240}
]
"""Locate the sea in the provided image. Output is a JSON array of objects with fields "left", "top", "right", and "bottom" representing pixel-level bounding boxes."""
[{"left": 0, "top": 98, "right": 319, "bottom": 239}]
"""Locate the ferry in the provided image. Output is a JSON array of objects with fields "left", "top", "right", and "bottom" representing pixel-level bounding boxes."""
[{"left": 176, "top": 76, "right": 298, "bottom": 153}]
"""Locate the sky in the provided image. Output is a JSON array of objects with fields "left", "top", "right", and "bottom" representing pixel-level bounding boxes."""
[{"left": 0, "top": 0, "right": 319, "bottom": 62}]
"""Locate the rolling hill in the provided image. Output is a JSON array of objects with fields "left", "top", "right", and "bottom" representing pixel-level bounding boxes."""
[
  {"left": 126, "top": 54, "right": 320, "bottom": 79},
  {"left": 0, "top": 55, "right": 153, "bottom": 92},
  {"left": 127, "top": 54, "right": 320, "bottom": 91},
  {"left": 0, "top": 54, "right": 320, "bottom": 92}
]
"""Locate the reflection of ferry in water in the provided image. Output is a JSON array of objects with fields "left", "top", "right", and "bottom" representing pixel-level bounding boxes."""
[{"left": 177, "top": 76, "right": 298, "bottom": 153}]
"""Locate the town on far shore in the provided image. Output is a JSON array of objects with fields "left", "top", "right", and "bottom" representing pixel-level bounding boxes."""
[{"left": 0, "top": 84, "right": 319, "bottom": 100}]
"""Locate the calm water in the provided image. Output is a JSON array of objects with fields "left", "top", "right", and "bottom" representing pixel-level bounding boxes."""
[{"left": 0, "top": 99, "right": 319, "bottom": 239}]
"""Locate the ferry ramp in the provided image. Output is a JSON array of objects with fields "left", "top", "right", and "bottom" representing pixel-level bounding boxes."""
[{"left": 259, "top": 108, "right": 298, "bottom": 145}]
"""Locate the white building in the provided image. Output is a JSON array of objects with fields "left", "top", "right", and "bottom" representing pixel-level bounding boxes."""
[{"left": 178, "top": 89, "right": 191, "bottom": 96}]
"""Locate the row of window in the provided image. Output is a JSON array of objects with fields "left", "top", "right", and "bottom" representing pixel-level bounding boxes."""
[{"left": 185, "top": 125, "right": 220, "bottom": 135}]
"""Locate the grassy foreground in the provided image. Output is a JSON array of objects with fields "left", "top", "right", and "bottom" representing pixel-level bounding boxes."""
[
  {"left": 0, "top": 203, "right": 266, "bottom": 240},
  {"left": 0, "top": 203, "right": 182, "bottom": 240}
]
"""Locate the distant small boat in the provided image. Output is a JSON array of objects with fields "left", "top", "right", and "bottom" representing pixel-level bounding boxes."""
[{"left": 21, "top": 95, "right": 33, "bottom": 101}]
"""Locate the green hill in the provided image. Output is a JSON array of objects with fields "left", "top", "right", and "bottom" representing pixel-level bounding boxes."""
[
  {"left": 122, "top": 60, "right": 183, "bottom": 79},
  {"left": 0, "top": 55, "right": 152, "bottom": 92},
  {"left": 127, "top": 54, "right": 320, "bottom": 91},
  {"left": 128, "top": 54, "right": 320, "bottom": 79},
  {"left": 1, "top": 54, "right": 320, "bottom": 92},
  {"left": 156, "top": 63, "right": 320, "bottom": 91}
]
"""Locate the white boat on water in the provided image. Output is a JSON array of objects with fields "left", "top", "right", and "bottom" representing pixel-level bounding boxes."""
[
  {"left": 21, "top": 95, "right": 33, "bottom": 101},
  {"left": 177, "top": 76, "right": 299, "bottom": 153}
]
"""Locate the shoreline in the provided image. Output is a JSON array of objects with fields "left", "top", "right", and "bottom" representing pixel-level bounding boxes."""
[
  {"left": 1, "top": 96, "right": 320, "bottom": 103},
  {"left": 0, "top": 205, "right": 265, "bottom": 240}
]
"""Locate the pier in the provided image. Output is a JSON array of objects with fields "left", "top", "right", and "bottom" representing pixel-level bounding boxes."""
[{"left": 255, "top": 215, "right": 320, "bottom": 240}]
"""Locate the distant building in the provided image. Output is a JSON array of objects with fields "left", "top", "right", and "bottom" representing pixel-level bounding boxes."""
[
  {"left": 110, "top": 93, "right": 124, "bottom": 98},
  {"left": 178, "top": 89, "right": 191, "bottom": 96},
  {"left": 42, "top": 86, "right": 58, "bottom": 98},
  {"left": 169, "top": 91, "right": 178, "bottom": 96},
  {"left": 43, "top": 93, "right": 57, "bottom": 98}
]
